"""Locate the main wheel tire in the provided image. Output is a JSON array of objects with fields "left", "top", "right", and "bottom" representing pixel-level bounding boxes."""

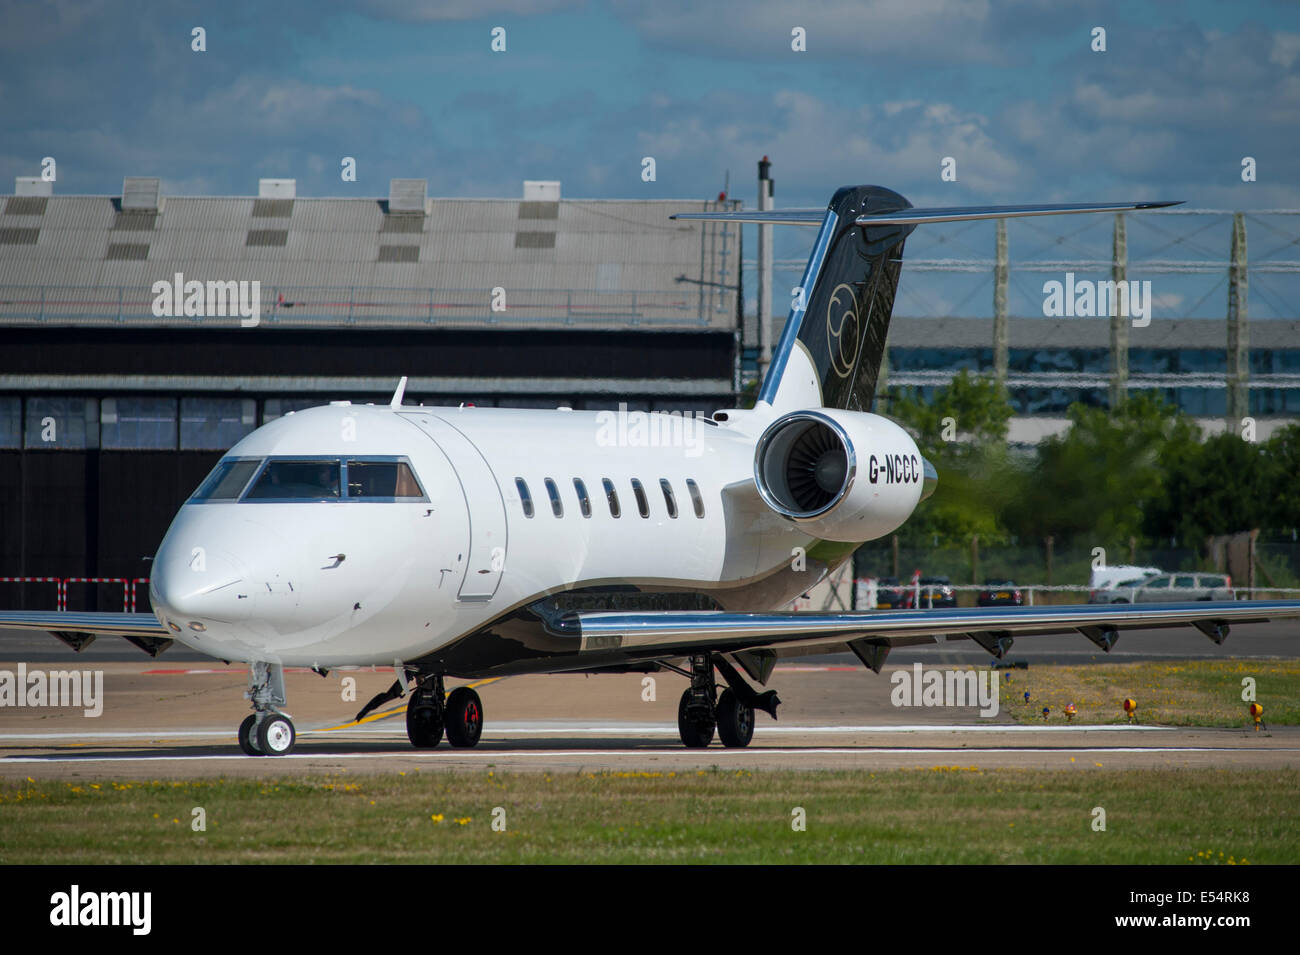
[
  {"left": 238, "top": 714, "right": 262, "bottom": 756},
  {"left": 406, "top": 701, "right": 445, "bottom": 748},
  {"left": 677, "top": 689, "right": 715, "bottom": 748},
  {"left": 715, "top": 689, "right": 755, "bottom": 748},
  {"left": 444, "top": 686, "right": 483, "bottom": 748},
  {"left": 256, "top": 713, "right": 296, "bottom": 756}
]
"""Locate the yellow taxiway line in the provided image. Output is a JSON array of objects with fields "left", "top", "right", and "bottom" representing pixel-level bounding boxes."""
[{"left": 312, "top": 677, "right": 503, "bottom": 733}]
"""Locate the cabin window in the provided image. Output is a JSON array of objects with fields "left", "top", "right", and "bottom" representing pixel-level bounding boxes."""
[
  {"left": 573, "top": 478, "right": 592, "bottom": 518},
  {"left": 685, "top": 478, "right": 705, "bottom": 518},
  {"left": 602, "top": 478, "right": 621, "bottom": 518},
  {"left": 245, "top": 459, "right": 341, "bottom": 500},
  {"left": 516, "top": 477, "right": 534, "bottom": 518},
  {"left": 544, "top": 477, "right": 563, "bottom": 517},
  {"left": 346, "top": 460, "right": 424, "bottom": 499},
  {"left": 659, "top": 479, "right": 678, "bottom": 518},
  {"left": 630, "top": 478, "right": 649, "bottom": 518}
]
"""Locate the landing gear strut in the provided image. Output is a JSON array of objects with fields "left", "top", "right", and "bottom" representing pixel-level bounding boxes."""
[
  {"left": 677, "top": 654, "right": 717, "bottom": 747},
  {"left": 406, "top": 674, "right": 445, "bottom": 748},
  {"left": 238, "top": 661, "right": 296, "bottom": 756},
  {"left": 675, "top": 653, "right": 778, "bottom": 749},
  {"left": 402, "top": 675, "right": 483, "bottom": 749}
]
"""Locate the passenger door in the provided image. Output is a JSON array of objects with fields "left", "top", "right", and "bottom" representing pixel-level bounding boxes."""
[{"left": 400, "top": 413, "right": 507, "bottom": 600}]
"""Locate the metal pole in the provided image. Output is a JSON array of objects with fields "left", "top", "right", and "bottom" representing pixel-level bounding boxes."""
[
  {"left": 994, "top": 220, "right": 1008, "bottom": 390},
  {"left": 1227, "top": 213, "right": 1249, "bottom": 427},
  {"left": 1110, "top": 213, "right": 1129, "bottom": 409},
  {"left": 756, "top": 156, "right": 774, "bottom": 385}
]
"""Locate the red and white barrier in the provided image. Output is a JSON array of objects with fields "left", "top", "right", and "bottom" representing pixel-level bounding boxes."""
[
  {"left": 57, "top": 577, "right": 131, "bottom": 612},
  {"left": 128, "top": 577, "right": 150, "bottom": 613},
  {"left": 1, "top": 575, "right": 152, "bottom": 612},
  {"left": 0, "top": 576, "right": 63, "bottom": 610}
]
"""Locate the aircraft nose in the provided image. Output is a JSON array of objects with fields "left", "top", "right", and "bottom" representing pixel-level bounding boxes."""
[
  {"left": 920, "top": 456, "right": 938, "bottom": 502},
  {"left": 150, "top": 516, "right": 251, "bottom": 628}
]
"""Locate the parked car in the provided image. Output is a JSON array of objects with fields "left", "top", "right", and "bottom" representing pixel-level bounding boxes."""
[
  {"left": 1105, "top": 572, "right": 1234, "bottom": 603},
  {"left": 873, "top": 576, "right": 908, "bottom": 609},
  {"left": 977, "top": 578, "right": 1024, "bottom": 607},
  {"left": 1088, "top": 577, "right": 1148, "bottom": 603},
  {"left": 1089, "top": 565, "right": 1162, "bottom": 593},
  {"left": 912, "top": 576, "right": 956, "bottom": 609}
]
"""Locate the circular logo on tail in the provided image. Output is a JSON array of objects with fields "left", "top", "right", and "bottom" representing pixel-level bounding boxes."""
[{"left": 826, "top": 283, "right": 860, "bottom": 379}]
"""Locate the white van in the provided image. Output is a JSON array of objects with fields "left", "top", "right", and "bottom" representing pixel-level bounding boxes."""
[{"left": 1089, "top": 565, "right": 1162, "bottom": 592}]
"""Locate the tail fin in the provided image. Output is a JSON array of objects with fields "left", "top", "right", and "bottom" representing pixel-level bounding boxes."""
[{"left": 674, "top": 191, "right": 1180, "bottom": 413}]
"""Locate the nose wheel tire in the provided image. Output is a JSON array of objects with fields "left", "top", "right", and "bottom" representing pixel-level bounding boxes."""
[
  {"left": 715, "top": 689, "right": 755, "bottom": 748},
  {"left": 444, "top": 686, "right": 483, "bottom": 748},
  {"left": 238, "top": 714, "right": 262, "bottom": 755},
  {"left": 406, "top": 701, "right": 445, "bottom": 748},
  {"left": 677, "top": 689, "right": 716, "bottom": 748},
  {"left": 256, "top": 714, "right": 297, "bottom": 756}
]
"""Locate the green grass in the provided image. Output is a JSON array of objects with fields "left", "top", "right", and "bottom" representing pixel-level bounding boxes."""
[
  {"left": 1001, "top": 660, "right": 1300, "bottom": 727},
  {"left": 2, "top": 768, "right": 1296, "bottom": 863}
]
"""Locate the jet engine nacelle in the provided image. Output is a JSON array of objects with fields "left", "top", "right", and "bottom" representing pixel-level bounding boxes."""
[{"left": 753, "top": 408, "right": 934, "bottom": 543}]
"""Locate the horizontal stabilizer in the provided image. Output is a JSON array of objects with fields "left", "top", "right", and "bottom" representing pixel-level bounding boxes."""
[
  {"left": 672, "top": 200, "right": 1180, "bottom": 227},
  {"left": 670, "top": 209, "right": 826, "bottom": 225},
  {"left": 854, "top": 200, "right": 1182, "bottom": 226}
]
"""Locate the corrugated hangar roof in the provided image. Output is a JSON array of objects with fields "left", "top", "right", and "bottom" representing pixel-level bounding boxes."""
[{"left": 0, "top": 183, "right": 741, "bottom": 330}]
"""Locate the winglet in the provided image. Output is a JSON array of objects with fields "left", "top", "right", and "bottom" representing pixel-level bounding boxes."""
[{"left": 390, "top": 376, "right": 408, "bottom": 410}]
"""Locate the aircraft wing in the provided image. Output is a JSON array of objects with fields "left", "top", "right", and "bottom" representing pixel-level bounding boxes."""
[
  {"left": 548, "top": 600, "right": 1300, "bottom": 674},
  {"left": 0, "top": 611, "right": 174, "bottom": 657}
]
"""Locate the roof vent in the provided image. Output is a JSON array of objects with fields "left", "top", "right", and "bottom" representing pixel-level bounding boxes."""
[
  {"left": 15, "top": 177, "right": 52, "bottom": 197},
  {"left": 258, "top": 178, "right": 296, "bottom": 199},
  {"left": 388, "top": 178, "right": 427, "bottom": 214},
  {"left": 523, "top": 180, "right": 561, "bottom": 201},
  {"left": 121, "top": 177, "right": 161, "bottom": 212}
]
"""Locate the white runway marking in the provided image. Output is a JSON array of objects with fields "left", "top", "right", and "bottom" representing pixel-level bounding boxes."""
[
  {"left": 0, "top": 722, "right": 1171, "bottom": 741},
  {"left": 4, "top": 746, "right": 1297, "bottom": 765}
]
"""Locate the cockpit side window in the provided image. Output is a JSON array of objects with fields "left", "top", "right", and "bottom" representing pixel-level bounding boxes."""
[
  {"left": 191, "top": 458, "right": 261, "bottom": 502},
  {"left": 346, "top": 460, "right": 424, "bottom": 499},
  {"left": 245, "top": 459, "right": 341, "bottom": 500}
]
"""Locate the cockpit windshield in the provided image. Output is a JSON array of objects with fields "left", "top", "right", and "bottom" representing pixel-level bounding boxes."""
[
  {"left": 346, "top": 460, "right": 423, "bottom": 499},
  {"left": 190, "top": 456, "right": 426, "bottom": 503},
  {"left": 190, "top": 458, "right": 261, "bottom": 501},
  {"left": 245, "top": 460, "right": 342, "bottom": 500}
]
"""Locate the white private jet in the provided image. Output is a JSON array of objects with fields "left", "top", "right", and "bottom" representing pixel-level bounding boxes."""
[{"left": 7, "top": 185, "right": 1299, "bottom": 756}]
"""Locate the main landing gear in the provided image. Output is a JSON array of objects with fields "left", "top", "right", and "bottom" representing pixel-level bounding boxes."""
[
  {"left": 403, "top": 674, "right": 483, "bottom": 749},
  {"left": 238, "top": 661, "right": 297, "bottom": 756},
  {"left": 676, "top": 652, "right": 780, "bottom": 749}
]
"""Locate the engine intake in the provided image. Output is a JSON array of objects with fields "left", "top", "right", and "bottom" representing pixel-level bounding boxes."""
[
  {"left": 754, "top": 412, "right": 853, "bottom": 519},
  {"left": 753, "top": 408, "right": 930, "bottom": 542}
]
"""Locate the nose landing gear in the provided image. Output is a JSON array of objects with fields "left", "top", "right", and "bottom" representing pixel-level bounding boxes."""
[{"left": 237, "top": 661, "right": 296, "bottom": 756}]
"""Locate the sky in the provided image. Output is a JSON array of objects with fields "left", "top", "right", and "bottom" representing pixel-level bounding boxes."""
[{"left": 1, "top": 0, "right": 1297, "bottom": 317}]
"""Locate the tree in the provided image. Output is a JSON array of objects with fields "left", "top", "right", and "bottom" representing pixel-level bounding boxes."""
[
  {"left": 1263, "top": 423, "right": 1300, "bottom": 532},
  {"left": 883, "top": 371, "right": 1019, "bottom": 544},
  {"left": 1008, "top": 394, "right": 1199, "bottom": 547},
  {"left": 1150, "top": 431, "right": 1273, "bottom": 544}
]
